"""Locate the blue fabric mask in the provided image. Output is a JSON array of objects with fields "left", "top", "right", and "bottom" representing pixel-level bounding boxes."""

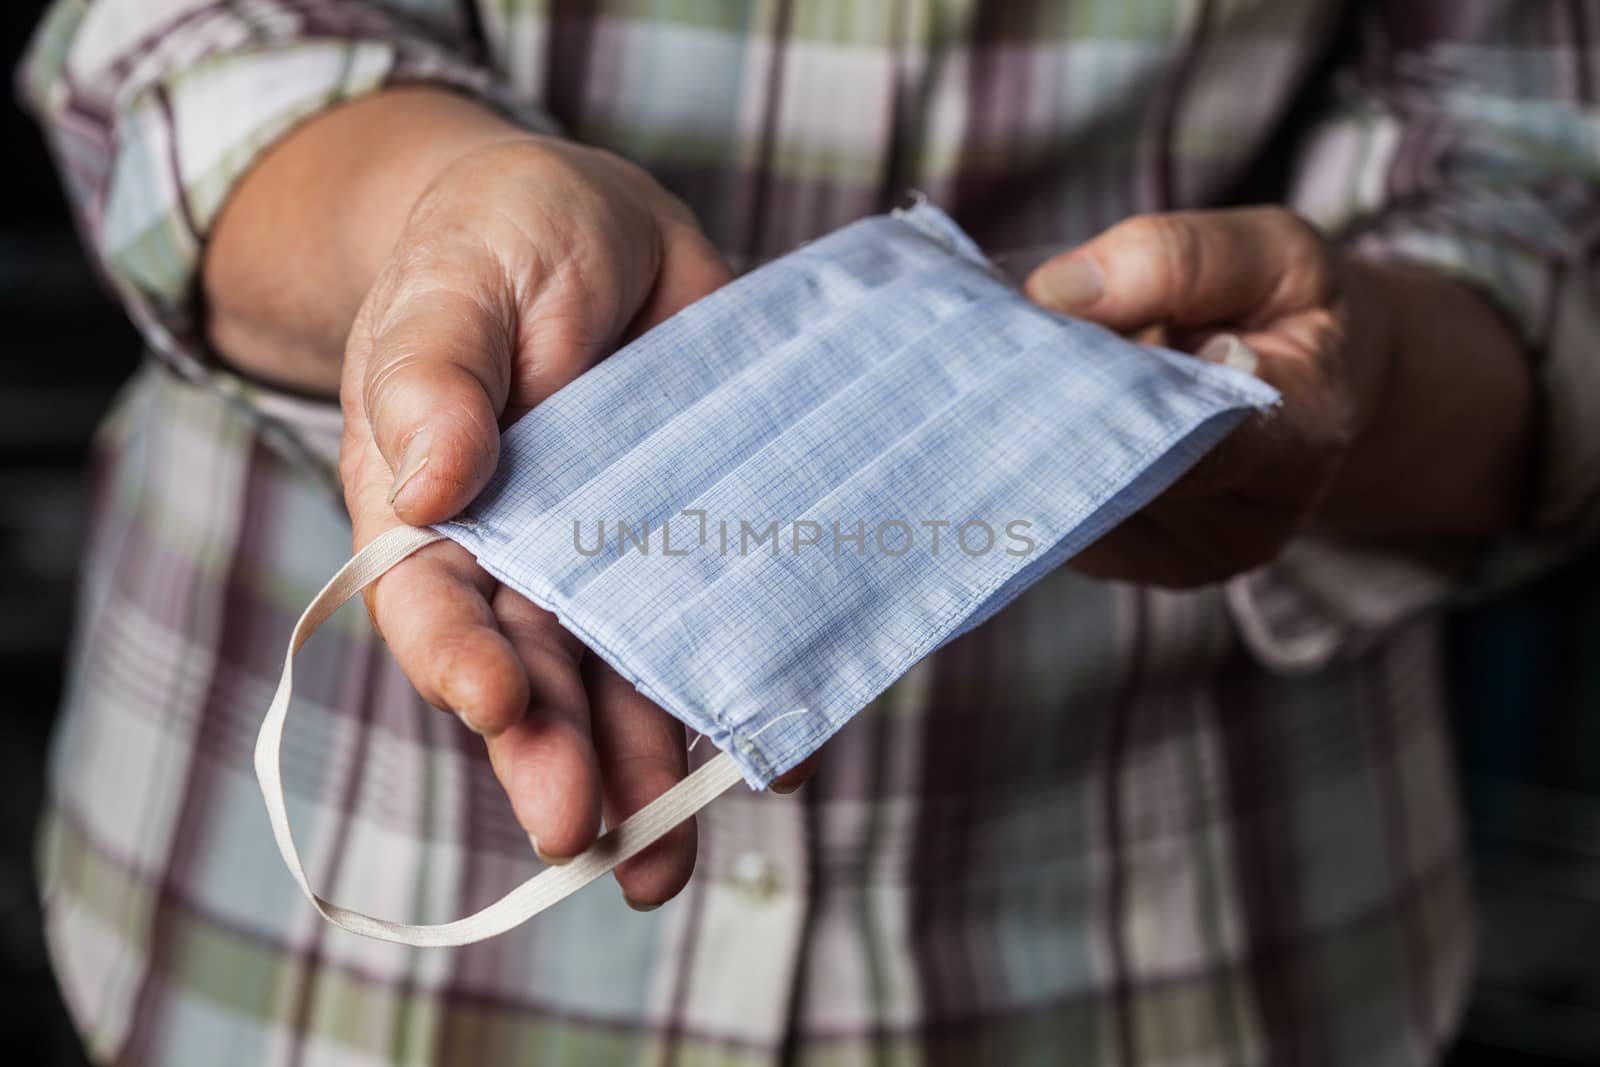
[{"left": 257, "top": 203, "right": 1278, "bottom": 945}]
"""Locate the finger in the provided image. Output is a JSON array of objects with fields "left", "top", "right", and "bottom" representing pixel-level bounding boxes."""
[
  {"left": 367, "top": 541, "right": 530, "bottom": 736},
  {"left": 342, "top": 425, "right": 530, "bottom": 735},
  {"left": 624, "top": 217, "right": 733, "bottom": 339},
  {"left": 483, "top": 586, "right": 603, "bottom": 861},
  {"left": 1174, "top": 308, "right": 1352, "bottom": 499},
  {"left": 351, "top": 272, "right": 514, "bottom": 526},
  {"left": 1024, "top": 207, "right": 1334, "bottom": 334},
  {"left": 583, "top": 658, "right": 696, "bottom": 909},
  {"left": 770, "top": 753, "right": 820, "bottom": 795}
]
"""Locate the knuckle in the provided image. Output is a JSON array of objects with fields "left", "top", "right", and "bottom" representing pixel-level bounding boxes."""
[
  {"left": 360, "top": 348, "right": 415, "bottom": 428},
  {"left": 1122, "top": 213, "right": 1204, "bottom": 295},
  {"left": 362, "top": 309, "right": 509, "bottom": 435},
  {"left": 428, "top": 630, "right": 492, "bottom": 713}
]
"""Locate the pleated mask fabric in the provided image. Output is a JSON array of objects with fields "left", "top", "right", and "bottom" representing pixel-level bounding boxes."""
[{"left": 256, "top": 203, "right": 1279, "bottom": 945}]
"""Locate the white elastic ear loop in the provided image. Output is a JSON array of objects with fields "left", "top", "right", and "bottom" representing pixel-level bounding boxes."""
[{"left": 253, "top": 524, "right": 743, "bottom": 947}]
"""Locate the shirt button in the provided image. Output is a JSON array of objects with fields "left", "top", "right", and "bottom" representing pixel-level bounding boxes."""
[{"left": 730, "top": 851, "right": 779, "bottom": 901}]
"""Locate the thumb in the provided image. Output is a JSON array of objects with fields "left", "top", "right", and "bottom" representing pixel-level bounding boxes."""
[
  {"left": 1024, "top": 208, "right": 1332, "bottom": 334},
  {"left": 350, "top": 276, "right": 515, "bottom": 526}
]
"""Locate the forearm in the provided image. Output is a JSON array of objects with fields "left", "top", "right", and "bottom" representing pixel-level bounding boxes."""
[
  {"left": 202, "top": 87, "right": 534, "bottom": 394},
  {"left": 1317, "top": 258, "right": 1535, "bottom": 539}
]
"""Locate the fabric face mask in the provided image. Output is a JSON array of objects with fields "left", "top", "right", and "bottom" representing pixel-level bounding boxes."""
[{"left": 258, "top": 203, "right": 1279, "bottom": 946}]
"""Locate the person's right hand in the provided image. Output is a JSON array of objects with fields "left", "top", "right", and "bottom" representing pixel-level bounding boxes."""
[
  {"left": 337, "top": 132, "right": 755, "bottom": 906},
  {"left": 207, "top": 90, "right": 818, "bottom": 908}
]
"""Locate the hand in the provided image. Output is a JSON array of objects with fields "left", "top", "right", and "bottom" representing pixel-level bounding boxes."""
[
  {"left": 1028, "top": 205, "right": 1533, "bottom": 587},
  {"left": 209, "top": 91, "right": 818, "bottom": 910},
  {"left": 334, "top": 135, "right": 744, "bottom": 905},
  {"left": 1024, "top": 207, "right": 1383, "bottom": 586},
  {"left": 324, "top": 140, "right": 798, "bottom": 913}
]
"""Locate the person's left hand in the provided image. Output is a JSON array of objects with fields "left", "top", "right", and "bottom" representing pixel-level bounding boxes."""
[{"left": 1024, "top": 206, "right": 1391, "bottom": 587}]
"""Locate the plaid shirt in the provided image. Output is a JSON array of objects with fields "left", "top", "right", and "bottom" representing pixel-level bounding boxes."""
[{"left": 22, "top": 2, "right": 1600, "bottom": 1065}]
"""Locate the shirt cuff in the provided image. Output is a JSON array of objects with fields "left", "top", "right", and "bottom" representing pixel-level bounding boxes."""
[{"left": 1226, "top": 537, "right": 1468, "bottom": 673}]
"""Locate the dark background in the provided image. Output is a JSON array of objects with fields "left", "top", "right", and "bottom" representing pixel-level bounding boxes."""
[
  {"left": 3, "top": 3, "right": 138, "bottom": 1065},
  {"left": 1, "top": 3, "right": 1597, "bottom": 1064}
]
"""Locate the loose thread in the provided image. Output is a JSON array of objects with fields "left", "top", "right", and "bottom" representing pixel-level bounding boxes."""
[{"left": 746, "top": 707, "right": 811, "bottom": 741}]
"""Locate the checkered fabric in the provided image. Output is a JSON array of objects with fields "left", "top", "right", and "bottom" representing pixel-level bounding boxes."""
[{"left": 21, "top": 2, "right": 1600, "bottom": 1064}]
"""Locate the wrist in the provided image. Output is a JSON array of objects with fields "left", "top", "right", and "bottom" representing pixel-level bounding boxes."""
[
  {"left": 1312, "top": 257, "right": 1534, "bottom": 538},
  {"left": 203, "top": 87, "right": 537, "bottom": 393}
]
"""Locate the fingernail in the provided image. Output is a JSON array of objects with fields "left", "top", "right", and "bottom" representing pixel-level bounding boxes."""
[
  {"left": 453, "top": 707, "right": 487, "bottom": 737},
  {"left": 387, "top": 428, "right": 432, "bottom": 506},
  {"left": 530, "top": 834, "right": 572, "bottom": 866},
  {"left": 770, "top": 780, "right": 801, "bottom": 795},
  {"left": 1197, "top": 333, "right": 1260, "bottom": 376},
  {"left": 623, "top": 895, "right": 661, "bottom": 913},
  {"left": 1035, "top": 256, "right": 1104, "bottom": 312}
]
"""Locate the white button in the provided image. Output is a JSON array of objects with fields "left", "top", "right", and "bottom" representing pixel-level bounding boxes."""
[{"left": 730, "top": 851, "right": 779, "bottom": 901}]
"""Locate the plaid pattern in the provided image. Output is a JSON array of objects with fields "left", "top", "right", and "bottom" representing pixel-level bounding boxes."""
[
  {"left": 19, "top": 2, "right": 1600, "bottom": 1064},
  {"left": 47, "top": 366, "right": 1475, "bottom": 1066}
]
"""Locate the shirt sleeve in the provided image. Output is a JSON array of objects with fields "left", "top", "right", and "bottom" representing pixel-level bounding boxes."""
[
  {"left": 1229, "top": 0, "right": 1600, "bottom": 672},
  {"left": 18, "top": 0, "right": 556, "bottom": 382}
]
